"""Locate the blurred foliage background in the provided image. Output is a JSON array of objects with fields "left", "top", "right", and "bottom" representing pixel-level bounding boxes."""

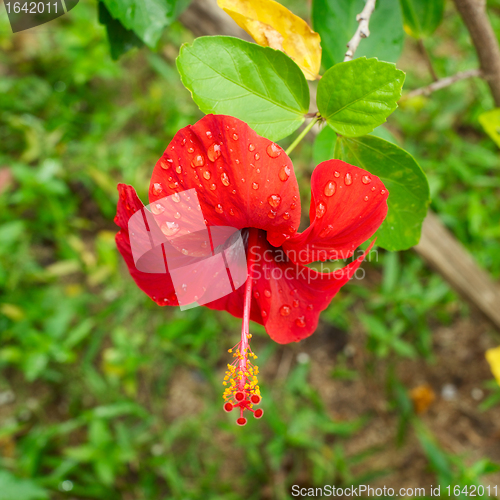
[{"left": 1, "top": 0, "right": 500, "bottom": 499}]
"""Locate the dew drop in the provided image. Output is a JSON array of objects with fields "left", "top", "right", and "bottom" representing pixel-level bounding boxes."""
[
  {"left": 221, "top": 172, "right": 230, "bottom": 186},
  {"left": 345, "top": 172, "right": 352, "bottom": 186},
  {"left": 293, "top": 299, "right": 299, "bottom": 308},
  {"left": 364, "top": 195, "right": 369, "bottom": 202},
  {"left": 266, "top": 143, "right": 281, "bottom": 158},
  {"left": 160, "top": 158, "right": 173, "bottom": 170},
  {"left": 201, "top": 241, "right": 208, "bottom": 249},
  {"left": 172, "top": 192, "right": 180, "bottom": 203},
  {"left": 267, "top": 210, "right": 276, "bottom": 219},
  {"left": 279, "top": 165, "right": 291, "bottom": 182},
  {"left": 316, "top": 202, "right": 326, "bottom": 219},
  {"left": 307, "top": 304, "right": 313, "bottom": 311},
  {"left": 254, "top": 291, "right": 260, "bottom": 299},
  {"left": 362, "top": 175, "right": 371, "bottom": 184},
  {"left": 181, "top": 248, "right": 189, "bottom": 255},
  {"left": 248, "top": 143, "right": 255, "bottom": 152},
  {"left": 210, "top": 183, "right": 217, "bottom": 191},
  {"left": 264, "top": 289, "right": 271, "bottom": 298},
  {"left": 229, "top": 208, "right": 235, "bottom": 216},
  {"left": 187, "top": 147, "right": 194, "bottom": 154},
  {"left": 191, "top": 154, "right": 204, "bottom": 168},
  {"left": 381, "top": 189, "right": 386, "bottom": 195},
  {"left": 180, "top": 138, "right": 186, "bottom": 146},
  {"left": 252, "top": 182, "right": 259, "bottom": 190},
  {"left": 174, "top": 211, "right": 181, "bottom": 219},
  {"left": 207, "top": 143, "right": 221, "bottom": 162},
  {"left": 295, "top": 317, "right": 306, "bottom": 328},
  {"left": 215, "top": 204, "right": 224, "bottom": 214},
  {"left": 151, "top": 203, "right": 164, "bottom": 215},
  {"left": 232, "top": 133, "right": 238, "bottom": 141},
  {"left": 290, "top": 202, "right": 297, "bottom": 210},
  {"left": 371, "top": 186, "right": 376, "bottom": 192},
  {"left": 262, "top": 310, "right": 267, "bottom": 318},
  {"left": 256, "top": 168, "right": 261, "bottom": 174},
  {"left": 280, "top": 305, "right": 291, "bottom": 316},
  {"left": 152, "top": 183, "right": 163, "bottom": 196},
  {"left": 241, "top": 178, "right": 245, "bottom": 183},
  {"left": 268, "top": 194, "right": 281, "bottom": 209},
  {"left": 319, "top": 224, "right": 334, "bottom": 238},
  {"left": 254, "top": 153, "right": 260, "bottom": 161},
  {"left": 206, "top": 130, "right": 212, "bottom": 138},
  {"left": 231, "top": 189, "right": 236, "bottom": 194},
  {"left": 161, "top": 221, "right": 180, "bottom": 236},
  {"left": 283, "top": 211, "right": 290, "bottom": 220},
  {"left": 203, "top": 170, "right": 211, "bottom": 180},
  {"left": 324, "top": 181, "right": 336, "bottom": 197},
  {"left": 334, "top": 171, "right": 340, "bottom": 178}
]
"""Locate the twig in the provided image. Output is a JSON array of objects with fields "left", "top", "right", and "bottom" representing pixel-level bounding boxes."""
[
  {"left": 453, "top": 0, "right": 500, "bottom": 106},
  {"left": 401, "top": 69, "right": 482, "bottom": 100},
  {"left": 344, "top": 0, "right": 377, "bottom": 62},
  {"left": 418, "top": 38, "right": 439, "bottom": 82}
]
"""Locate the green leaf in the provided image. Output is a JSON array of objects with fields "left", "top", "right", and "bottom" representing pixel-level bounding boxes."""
[
  {"left": 100, "top": 0, "right": 189, "bottom": 48},
  {"left": 312, "top": 0, "right": 405, "bottom": 69},
  {"left": 0, "top": 471, "right": 48, "bottom": 500},
  {"left": 479, "top": 108, "right": 500, "bottom": 148},
  {"left": 335, "top": 135, "right": 430, "bottom": 251},
  {"left": 317, "top": 57, "right": 405, "bottom": 137},
  {"left": 399, "top": 0, "right": 444, "bottom": 38},
  {"left": 176, "top": 36, "right": 310, "bottom": 141},
  {"left": 98, "top": 2, "right": 143, "bottom": 60}
]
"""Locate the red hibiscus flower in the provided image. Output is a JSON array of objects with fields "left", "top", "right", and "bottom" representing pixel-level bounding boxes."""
[{"left": 115, "top": 114, "right": 388, "bottom": 425}]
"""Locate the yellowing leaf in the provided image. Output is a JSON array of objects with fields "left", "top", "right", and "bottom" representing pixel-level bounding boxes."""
[
  {"left": 217, "top": 0, "right": 321, "bottom": 80},
  {"left": 486, "top": 346, "right": 500, "bottom": 386},
  {"left": 479, "top": 108, "right": 500, "bottom": 149}
]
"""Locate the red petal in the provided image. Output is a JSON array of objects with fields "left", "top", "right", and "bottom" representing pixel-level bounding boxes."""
[
  {"left": 282, "top": 160, "right": 388, "bottom": 265},
  {"left": 148, "top": 115, "right": 301, "bottom": 248},
  {"left": 115, "top": 184, "right": 179, "bottom": 306},
  {"left": 206, "top": 231, "right": 369, "bottom": 344}
]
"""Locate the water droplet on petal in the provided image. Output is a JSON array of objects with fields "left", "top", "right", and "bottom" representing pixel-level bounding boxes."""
[
  {"left": 191, "top": 154, "right": 204, "bottom": 168},
  {"left": 256, "top": 168, "right": 261, "bottom": 174},
  {"left": 254, "top": 291, "right": 260, "bottom": 299},
  {"left": 210, "top": 183, "right": 217, "bottom": 191},
  {"left": 206, "top": 130, "right": 212, "bottom": 138},
  {"left": 151, "top": 203, "right": 164, "bottom": 215},
  {"left": 215, "top": 204, "right": 224, "bottom": 214},
  {"left": 181, "top": 248, "right": 189, "bottom": 255},
  {"left": 334, "top": 171, "right": 340, "bottom": 178},
  {"left": 175, "top": 165, "right": 182, "bottom": 174},
  {"left": 207, "top": 143, "right": 221, "bottom": 162},
  {"left": 364, "top": 195, "right": 369, "bottom": 202},
  {"left": 262, "top": 310, "right": 267, "bottom": 317},
  {"left": 295, "top": 317, "right": 306, "bottom": 328},
  {"left": 307, "top": 304, "right": 313, "bottom": 311},
  {"left": 267, "top": 210, "right": 276, "bottom": 219},
  {"left": 180, "top": 138, "right": 186, "bottom": 146},
  {"left": 293, "top": 300, "right": 299, "bottom": 308},
  {"left": 283, "top": 211, "right": 290, "bottom": 220},
  {"left": 161, "top": 221, "right": 180, "bottom": 236},
  {"left": 201, "top": 241, "right": 208, "bottom": 249},
  {"left": 254, "top": 153, "right": 260, "bottom": 161},
  {"left": 203, "top": 170, "right": 211, "bottom": 180},
  {"left": 152, "top": 183, "right": 163, "bottom": 196},
  {"left": 160, "top": 158, "right": 173, "bottom": 169},
  {"left": 319, "top": 224, "right": 334, "bottom": 238},
  {"left": 345, "top": 172, "right": 352, "bottom": 185},
  {"left": 174, "top": 212, "right": 181, "bottom": 219},
  {"left": 232, "top": 133, "right": 238, "bottom": 141},
  {"left": 316, "top": 202, "right": 326, "bottom": 219},
  {"left": 381, "top": 189, "right": 386, "bottom": 195},
  {"left": 264, "top": 289, "right": 271, "bottom": 298},
  {"left": 221, "top": 172, "right": 230, "bottom": 186},
  {"left": 231, "top": 189, "right": 236, "bottom": 194},
  {"left": 248, "top": 143, "right": 255, "bottom": 152},
  {"left": 290, "top": 202, "right": 297, "bottom": 210},
  {"left": 371, "top": 186, "right": 376, "bottom": 192},
  {"left": 324, "top": 181, "right": 336, "bottom": 197},
  {"left": 268, "top": 194, "right": 281, "bottom": 208},
  {"left": 252, "top": 182, "right": 259, "bottom": 190},
  {"left": 187, "top": 147, "right": 194, "bottom": 153},
  {"left": 229, "top": 208, "right": 235, "bottom": 216},
  {"left": 280, "top": 305, "right": 291, "bottom": 316},
  {"left": 172, "top": 193, "right": 180, "bottom": 203},
  {"left": 266, "top": 143, "right": 281, "bottom": 158},
  {"left": 279, "top": 165, "right": 291, "bottom": 181},
  {"left": 362, "top": 175, "right": 371, "bottom": 184}
]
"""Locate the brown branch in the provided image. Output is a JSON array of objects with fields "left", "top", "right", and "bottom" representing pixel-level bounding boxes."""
[
  {"left": 344, "top": 0, "right": 377, "bottom": 61},
  {"left": 417, "top": 38, "right": 439, "bottom": 81},
  {"left": 401, "top": 69, "right": 482, "bottom": 100},
  {"left": 453, "top": 0, "right": 500, "bottom": 106}
]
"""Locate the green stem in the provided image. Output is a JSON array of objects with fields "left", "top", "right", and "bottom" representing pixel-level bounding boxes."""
[{"left": 285, "top": 115, "right": 320, "bottom": 156}]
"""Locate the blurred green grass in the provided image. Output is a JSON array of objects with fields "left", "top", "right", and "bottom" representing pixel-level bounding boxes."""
[{"left": 1, "top": 1, "right": 500, "bottom": 499}]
